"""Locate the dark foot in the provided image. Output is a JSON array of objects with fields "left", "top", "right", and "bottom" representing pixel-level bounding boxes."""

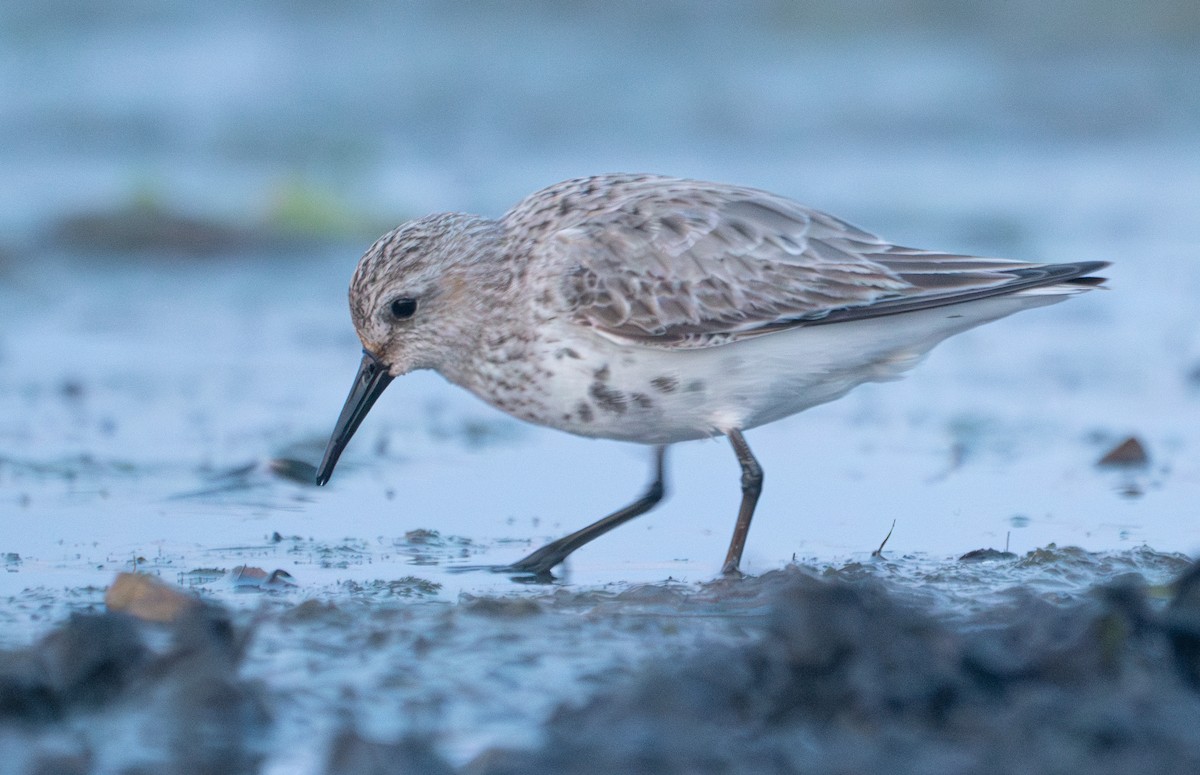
[
  {"left": 444, "top": 561, "right": 559, "bottom": 583},
  {"left": 720, "top": 561, "right": 745, "bottom": 578},
  {"left": 502, "top": 544, "right": 567, "bottom": 575},
  {"left": 444, "top": 540, "right": 575, "bottom": 579}
]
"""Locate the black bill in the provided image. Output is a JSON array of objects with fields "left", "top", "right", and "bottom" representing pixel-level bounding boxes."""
[{"left": 315, "top": 350, "right": 395, "bottom": 486}]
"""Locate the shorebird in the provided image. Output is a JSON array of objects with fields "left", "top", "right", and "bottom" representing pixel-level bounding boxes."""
[{"left": 314, "top": 174, "right": 1107, "bottom": 577}]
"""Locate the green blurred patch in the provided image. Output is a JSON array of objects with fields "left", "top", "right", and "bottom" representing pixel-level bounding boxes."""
[{"left": 265, "top": 179, "right": 378, "bottom": 239}]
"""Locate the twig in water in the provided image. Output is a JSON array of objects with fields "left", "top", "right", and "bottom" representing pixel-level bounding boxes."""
[{"left": 872, "top": 520, "right": 897, "bottom": 558}]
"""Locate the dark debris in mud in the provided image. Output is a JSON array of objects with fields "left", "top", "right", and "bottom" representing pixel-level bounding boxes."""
[
  {"left": 958, "top": 547, "right": 1018, "bottom": 562},
  {"left": 268, "top": 458, "right": 320, "bottom": 485},
  {"left": 173, "top": 457, "right": 319, "bottom": 501}
]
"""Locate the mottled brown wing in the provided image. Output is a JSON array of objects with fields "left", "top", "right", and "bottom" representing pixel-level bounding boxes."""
[{"left": 544, "top": 181, "right": 1042, "bottom": 349}]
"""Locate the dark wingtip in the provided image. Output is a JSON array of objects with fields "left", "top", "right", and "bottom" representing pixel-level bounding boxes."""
[
  {"left": 1053, "top": 260, "right": 1110, "bottom": 289},
  {"left": 1065, "top": 259, "right": 1111, "bottom": 282},
  {"left": 1013, "top": 259, "right": 1110, "bottom": 285},
  {"left": 796, "top": 258, "right": 1113, "bottom": 329}
]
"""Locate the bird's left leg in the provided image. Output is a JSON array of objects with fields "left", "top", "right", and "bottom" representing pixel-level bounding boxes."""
[{"left": 502, "top": 445, "right": 669, "bottom": 577}]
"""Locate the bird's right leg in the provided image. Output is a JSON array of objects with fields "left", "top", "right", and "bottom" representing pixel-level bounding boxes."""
[{"left": 721, "top": 428, "right": 763, "bottom": 576}]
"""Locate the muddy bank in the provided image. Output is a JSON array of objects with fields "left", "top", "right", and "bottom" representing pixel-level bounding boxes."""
[
  {"left": 463, "top": 563, "right": 1200, "bottom": 775},
  {"left": 3, "top": 548, "right": 1199, "bottom": 774}
]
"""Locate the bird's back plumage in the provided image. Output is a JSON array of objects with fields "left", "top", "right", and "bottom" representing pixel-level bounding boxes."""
[{"left": 505, "top": 174, "right": 1107, "bottom": 349}]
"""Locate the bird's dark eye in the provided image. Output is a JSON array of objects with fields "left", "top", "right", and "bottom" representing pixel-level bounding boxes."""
[{"left": 389, "top": 298, "right": 418, "bottom": 320}]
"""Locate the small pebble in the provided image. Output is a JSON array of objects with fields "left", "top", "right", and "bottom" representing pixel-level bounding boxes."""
[{"left": 1097, "top": 436, "right": 1149, "bottom": 467}]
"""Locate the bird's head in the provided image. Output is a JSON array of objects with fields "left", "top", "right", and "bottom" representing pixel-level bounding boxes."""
[{"left": 315, "top": 213, "right": 502, "bottom": 485}]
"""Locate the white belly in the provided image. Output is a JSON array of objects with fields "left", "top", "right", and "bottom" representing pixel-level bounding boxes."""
[{"left": 467, "top": 292, "right": 1065, "bottom": 445}]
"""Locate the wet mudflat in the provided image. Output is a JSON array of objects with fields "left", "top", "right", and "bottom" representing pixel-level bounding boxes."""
[
  {"left": 0, "top": 237, "right": 1196, "bottom": 773},
  {"left": 2, "top": 548, "right": 1200, "bottom": 774}
]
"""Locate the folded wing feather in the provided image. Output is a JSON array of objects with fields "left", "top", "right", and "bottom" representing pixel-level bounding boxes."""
[{"left": 546, "top": 180, "right": 1062, "bottom": 349}]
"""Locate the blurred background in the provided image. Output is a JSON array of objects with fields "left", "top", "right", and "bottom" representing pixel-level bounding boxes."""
[
  {"left": 4, "top": 0, "right": 1198, "bottom": 241},
  {"left": 1, "top": 0, "right": 1199, "bottom": 586}
]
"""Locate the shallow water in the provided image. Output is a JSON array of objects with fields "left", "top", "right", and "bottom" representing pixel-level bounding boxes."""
[{"left": 2, "top": 2, "right": 1200, "bottom": 772}]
